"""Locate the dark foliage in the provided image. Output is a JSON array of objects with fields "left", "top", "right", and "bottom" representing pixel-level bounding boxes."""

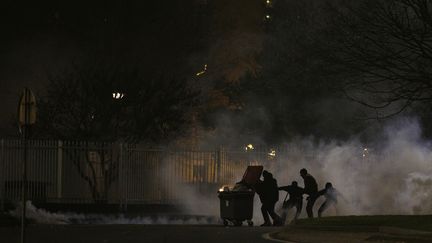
[
  {"left": 36, "top": 61, "right": 200, "bottom": 143},
  {"left": 333, "top": 0, "right": 432, "bottom": 118}
]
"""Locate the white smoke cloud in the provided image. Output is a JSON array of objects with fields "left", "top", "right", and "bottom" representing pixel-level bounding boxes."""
[
  {"left": 8, "top": 201, "right": 220, "bottom": 225},
  {"left": 9, "top": 118, "right": 432, "bottom": 225},
  {"left": 9, "top": 201, "right": 70, "bottom": 224},
  {"left": 163, "top": 117, "right": 432, "bottom": 223},
  {"left": 269, "top": 118, "right": 432, "bottom": 216}
]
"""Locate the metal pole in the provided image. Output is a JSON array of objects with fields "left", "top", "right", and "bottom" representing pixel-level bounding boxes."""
[
  {"left": 216, "top": 147, "right": 221, "bottom": 183},
  {"left": 118, "top": 143, "right": 124, "bottom": 211},
  {"left": 121, "top": 143, "right": 128, "bottom": 212},
  {"left": 0, "top": 139, "right": 4, "bottom": 212},
  {"left": 57, "top": 141, "right": 63, "bottom": 199},
  {"left": 20, "top": 88, "right": 29, "bottom": 243}
]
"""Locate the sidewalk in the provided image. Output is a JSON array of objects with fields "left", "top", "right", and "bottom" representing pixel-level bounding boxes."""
[{"left": 270, "top": 225, "right": 432, "bottom": 243}]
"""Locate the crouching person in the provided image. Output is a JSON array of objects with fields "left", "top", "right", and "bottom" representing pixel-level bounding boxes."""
[
  {"left": 279, "top": 181, "right": 304, "bottom": 224},
  {"left": 317, "top": 182, "right": 344, "bottom": 217}
]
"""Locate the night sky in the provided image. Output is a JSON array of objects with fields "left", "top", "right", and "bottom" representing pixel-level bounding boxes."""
[
  {"left": 0, "top": 0, "right": 267, "bottom": 138},
  {"left": 3, "top": 0, "right": 425, "bottom": 142},
  {"left": 0, "top": 1, "right": 208, "bottom": 135}
]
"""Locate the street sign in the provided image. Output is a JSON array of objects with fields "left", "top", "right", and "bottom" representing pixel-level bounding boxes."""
[{"left": 18, "top": 88, "right": 37, "bottom": 126}]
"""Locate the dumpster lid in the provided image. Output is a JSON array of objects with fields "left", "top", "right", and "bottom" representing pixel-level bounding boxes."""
[{"left": 242, "top": 166, "right": 263, "bottom": 185}]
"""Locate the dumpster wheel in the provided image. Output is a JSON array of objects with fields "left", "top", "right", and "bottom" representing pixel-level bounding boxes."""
[{"left": 223, "top": 219, "right": 228, "bottom": 226}]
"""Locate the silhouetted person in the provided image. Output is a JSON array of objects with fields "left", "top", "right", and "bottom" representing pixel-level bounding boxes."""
[
  {"left": 278, "top": 181, "right": 304, "bottom": 223},
  {"left": 255, "top": 170, "right": 283, "bottom": 226},
  {"left": 300, "top": 168, "right": 318, "bottom": 218},
  {"left": 317, "top": 182, "right": 342, "bottom": 217}
]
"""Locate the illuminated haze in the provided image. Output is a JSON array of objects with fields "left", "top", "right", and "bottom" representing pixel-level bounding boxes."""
[{"left": 178, "top": 117, "right": 432, "bottom": 221}]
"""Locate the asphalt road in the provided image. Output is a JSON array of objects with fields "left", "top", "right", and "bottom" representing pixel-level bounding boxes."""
[{"left": 0, "top": 225, "right": 278, "bottom": 243}]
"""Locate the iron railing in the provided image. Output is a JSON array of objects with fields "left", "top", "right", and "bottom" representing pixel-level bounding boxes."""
[{"left": 0, "top": 139, "right": 278, "bottom": 208}]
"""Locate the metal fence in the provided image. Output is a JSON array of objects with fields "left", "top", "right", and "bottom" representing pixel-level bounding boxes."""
[{"left": 0, "top": 139, "right": 276, "bottom": 208}]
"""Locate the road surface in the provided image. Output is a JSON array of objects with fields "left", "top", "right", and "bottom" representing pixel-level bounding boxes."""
[{"left": 1, "top": 225, "right": 278, "bottom": 243}]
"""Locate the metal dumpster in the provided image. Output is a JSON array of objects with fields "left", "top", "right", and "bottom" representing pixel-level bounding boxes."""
[
  {"left": 217, "top": 165, "right": 263, "bottom": 226},
  {"left": 218, "top": 191, "right": 254, "bottom": 226}
]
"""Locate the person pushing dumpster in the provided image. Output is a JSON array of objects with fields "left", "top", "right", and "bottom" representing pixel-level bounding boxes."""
[
  {"left": 278, "top": 181, "right": 304, "bottom": 223},
  {"left": 300, "top": 168, "right": 319, "bottom": 218},
  {"left": 255, "top": 170, "right": 283, "bottom": 226},
  {"left": 317, "top": 182, "right": 346, "bottom": 217}
]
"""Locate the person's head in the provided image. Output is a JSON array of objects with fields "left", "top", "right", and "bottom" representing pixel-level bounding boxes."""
[
  {"left": 300, "top": 168, "right": 308, "bottom": 178},
  {"left": 291, "top": 181, "right": 298, "bottom": 187},
  {"left": 325, "top": 182, "right": 333, "bottom": 189},
  {"left": 262, "top": 170, "right": 272, "bottom": 180}
]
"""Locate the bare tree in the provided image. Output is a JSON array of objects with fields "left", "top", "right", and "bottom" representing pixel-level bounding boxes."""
[
  {"left": 334, "top": 0, "right": 432, "bottom": 117},
  {"left": 35, "top": 61, "right": 200, "bottom": 202},
  {"left": 60, "top": 141, "right": 120, "bottom": 203},
  {"left": 37, "top": 61, "right": 200, "bottom": 143}
]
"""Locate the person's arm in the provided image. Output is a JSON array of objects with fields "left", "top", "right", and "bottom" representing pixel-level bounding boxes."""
[
  {"left": 278, "top": 186, "right": 289, "bottom": 191},
  {"left": 317, "top": 189, "right": 326, "bottom": 197}
]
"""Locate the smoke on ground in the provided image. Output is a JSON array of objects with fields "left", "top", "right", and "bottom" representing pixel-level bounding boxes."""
[{"left": 8, "top": 201, "right": 219, "bottom": 225}]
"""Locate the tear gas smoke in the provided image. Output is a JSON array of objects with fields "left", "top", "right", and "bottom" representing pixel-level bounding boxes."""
[
  {"left": 268, "top": 118, "right": 432, "bottom": 216},
  {"left": 9, "top": 201, "right": 70, "bottom": 224},
  {"left": 9, "top": 118, "right": 432, "bottom": 225},
  {"left": 176, "top": 118, "right": 432, "bottom": 220},
  {"left": 9, "top": 201, "right": 219, "bottom": 225}
]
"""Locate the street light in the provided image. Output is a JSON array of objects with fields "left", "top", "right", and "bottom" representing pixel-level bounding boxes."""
[
  {"left": 112, "top": 92, "right": 125, "bottom": 99},
  {"left": 245, "top": 144, "right": 254, "bottom": 151}
]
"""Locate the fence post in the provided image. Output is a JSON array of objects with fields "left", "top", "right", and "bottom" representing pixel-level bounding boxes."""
[
  {"left": 216, "top": 147, "right": 222, "bottom": 183},
  {"left": 57, "top": 140, "right": 63, "bottom": 200},
  {"left": 118, "top": 143, "right": 126, "bottom": 212},
  {"left": 0, "top": 139, "right": 4, "bottom": 211}
]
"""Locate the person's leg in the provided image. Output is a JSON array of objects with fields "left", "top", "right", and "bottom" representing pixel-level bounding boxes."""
[
  {"left": 261, "top": 204, "right": 271, "bottom": 226},
  {"left": 318, "top": 200, "right": 328, "bottom": 218},
  {"left": 268, "top": 202, "right": 282, "bottom": 226},
  {"left": 280, "top": 208, "right": 288, "bottom": 224},
  {"left": 294, "top": 199, "right": 302, "bottom": 220},
  {"left": 281, "top": 201, "right": 294, "bottom": 224},
  {"left": 306, "top": 194, "right": 317, "bottom": 218}
]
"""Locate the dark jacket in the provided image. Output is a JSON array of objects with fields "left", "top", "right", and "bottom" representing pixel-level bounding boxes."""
[
  {"left": 303, "top": 174, "right": 318, "bottom": 195},
  {"left": 279, "top": 185, "right": 304, "bottom": 201},
  {"left": 256, "top": 176, "right": 279, "bottom": 203}
]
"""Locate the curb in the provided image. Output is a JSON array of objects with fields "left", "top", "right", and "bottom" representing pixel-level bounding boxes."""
[
  {"left": 262, "top": 231, "right": 297, "bottom": 243},
  {"left": 287, "top": 225, "right": 378, "bottom": 232}
]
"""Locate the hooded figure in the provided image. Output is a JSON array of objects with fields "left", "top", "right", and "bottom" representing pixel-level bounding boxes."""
[{"left": 255, "top": 170, "right": 283, "bottom": 226}]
